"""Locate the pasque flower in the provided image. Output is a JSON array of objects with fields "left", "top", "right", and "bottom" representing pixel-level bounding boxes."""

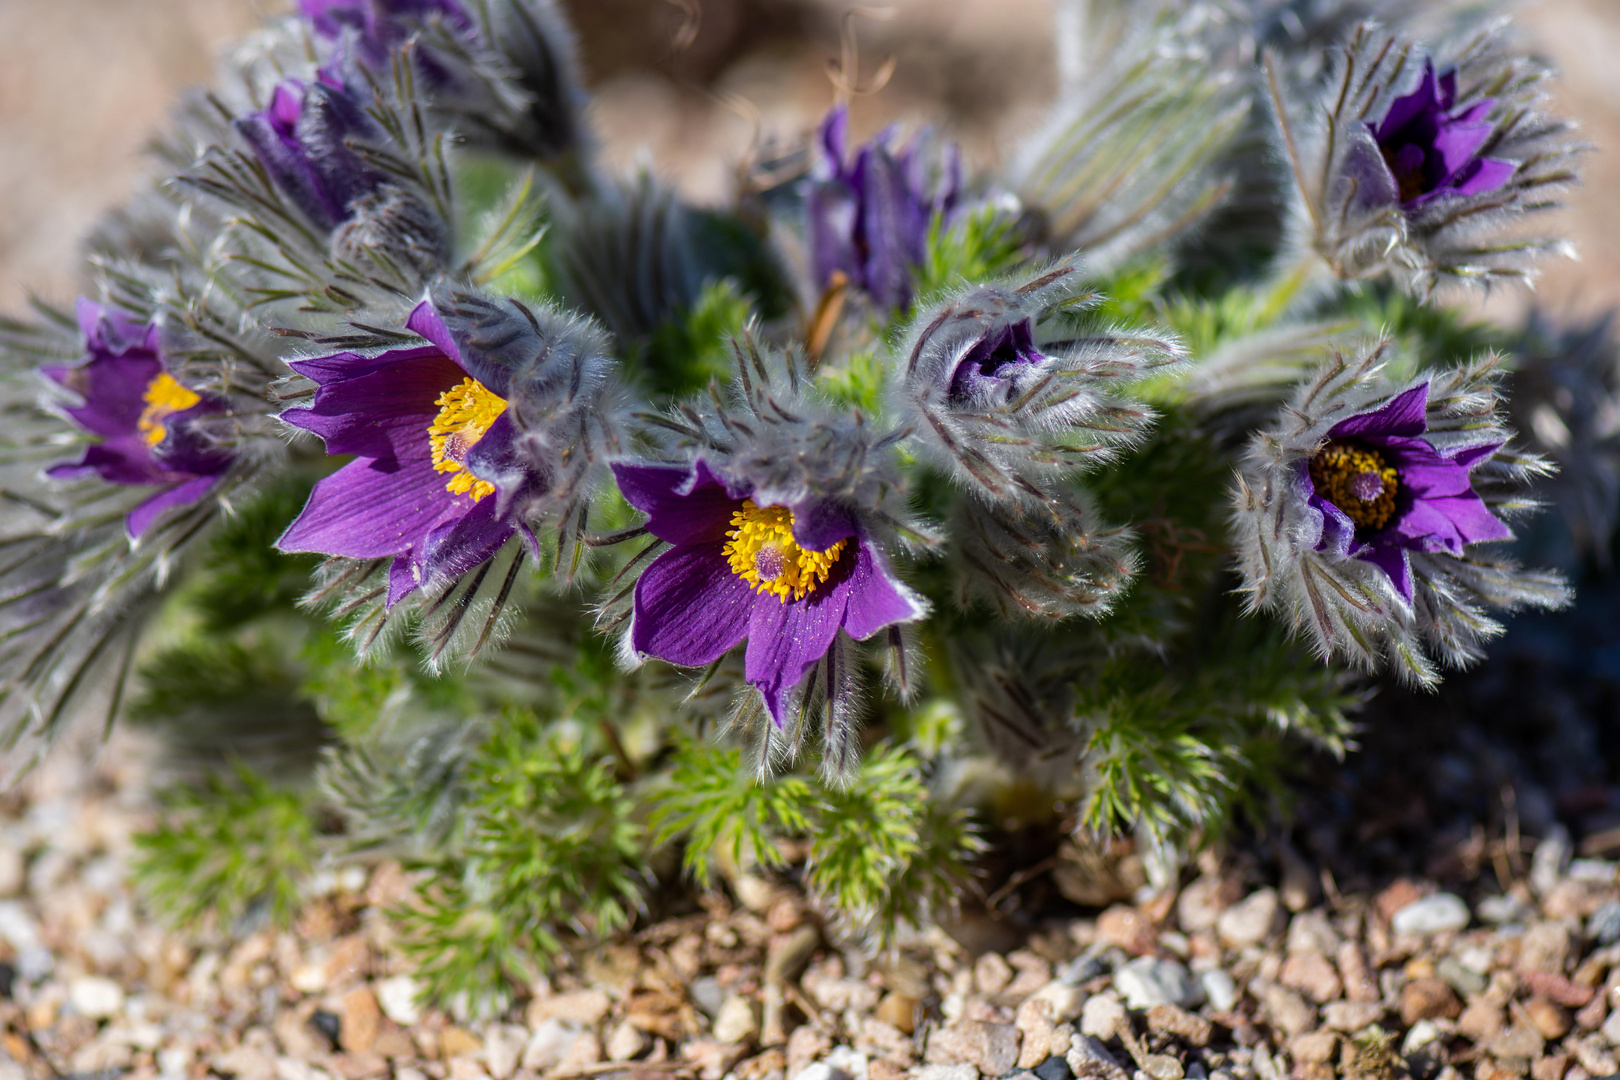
[
  {"left": 277, "top": 299, "right": 531, "bottom": 606},
  {"left": 301, "top": 0, "right": 469, "bottom": 63},
  {"left": 611, "top": 458, "right": 927, "bottom": 724},
  {"left": 44, "top": 300, "right": 231, "bottom": 538},
  {"left": 1275, "top": 23, "right": 1582, "bottom": 295},
  {"left": 1233, "top": 343, "right": 1569, "bottom": 684},
  {"left": 1364, "top": 59, "right": 1514, "bottom": 210},
  {"left": 1303, "top": 381, "right": 1510, "bottom": 602},
  {"left": 236, "top": 79, "right": 386, "bottom": 232},
  {"left": 806, "top": 104, "right": 960, "bottom": 311},
  {"left": 898, "top": 264, "right": 1184, "bottom": 507}
]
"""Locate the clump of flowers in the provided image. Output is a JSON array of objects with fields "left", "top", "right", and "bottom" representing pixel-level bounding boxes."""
[{"left": 0, "top": 0, "right": 1601, "bottom": 1014}]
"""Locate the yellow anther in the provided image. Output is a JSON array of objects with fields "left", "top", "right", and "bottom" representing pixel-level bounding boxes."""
[
  {"left": 137, "top": 373, "right": 202, "bottom": 448},
  {"left": 428, "top": 376, "right": 508, "bottom": 503},
  {"left": 723, "top": 499, "right": 848, "bottom": 603},
  {"left": 1309, "top": 439, "right": 1399, "bottom": 531}
]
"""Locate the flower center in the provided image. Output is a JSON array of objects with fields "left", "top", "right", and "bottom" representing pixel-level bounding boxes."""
[
  {"left": 428, "top": 376, "right": 508, "bottom": 503},
  {"left": 722, "top": 500, "right": 849, "bottom": 603},
  {"left": 137, "top": 372, "right": 202, "bottom": 448},
  {"left": 1309, "top": 440, "right": 1399, "bottom": 531},
  {"left": 1381, "top": 143, "right": 1430, "bottom": 204}
]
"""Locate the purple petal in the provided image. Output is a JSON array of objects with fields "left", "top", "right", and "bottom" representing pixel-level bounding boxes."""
[
  {"left": 1375, "top": 60, "right": 1440, "bottom": 142},
  {"left": 806, "top": 179, "right": 861, "bottom": 292},
  {"left": 783, "top": 499, "right": 855, "bottom": 554},
  {"left": 278, "top": 456, "right": 459, "bottom": 559},
  {"left": 1446, "top": 441, "right": 1501, "bottom": 469},
  {"left": 1395, "top": 493, "right": 1511, "bottom": 552},
  {"left": 388, "top": 553, "right": 422, "bottom": 607},
  {"left": 841, "top": 540, "right": 926, "bottom": 641},
  {"left": 50, "top": 353, "right": 163, "bottom": 440},
  {"left": 1431, "top": 120, "right": 1493, "bottom": 182},
  {"left": 289, "top": 343, "right": 444, "bottom": 385},
  {"left": 282, "top": 353, "right": 464, "bottom": 460},
  {"left": 745, "top": 564, "right": 852, "bottom": 725},
  {"left": 1360, "top": 542, "right": 1414, "bottom": 602},
  {"left": 631, "top": 542, "right": 755, "bottom": 667},
  {"left": 1327, "top": 382, "right": 1429, "bottom": 440},
  {"left": 126, "top": 474, "right": 219, "bottom": 539},
  {"left": 405, "top": 300, "right": 466, "bottom": 366},
  {"left": 1446, "top": 156, "right": 1515, "bottom": 198},
  {"left": 54, "top": 439, "right": 176, "bottom": 487},
  {"left": 411, "top": 495, "right": 516, "bottom": 591},
  {"left": 611, "top": 459, "right": 742, "bottom": 545},
  {"left": 816, "top": 104, "right": 850, "bottom": 179}
]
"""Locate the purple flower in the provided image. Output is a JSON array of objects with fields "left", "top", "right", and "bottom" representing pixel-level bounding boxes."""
[
  {"left": 236, "top": 80, "right": 386, "bottom": 232},
  {"left": 611, "top": 459, "right": 927, "bottom": 724},
  {"left": 806, "top": 104, "right": 961, "bottom": 311},
  {"left": 1365, "top": 59, "right": 1515, "bottom": 209},
  {"left": 1304, "top": 382, "right": 1512, "bottom": 602},
  {"left": 301, "top": 0, "right": 469, "bottom": 60},
  {"left": 277, "top": 300, "right": 535, "bottom": 606},
  {"left": 43, "top": 301, "right": 231, "bottom": 539},
  {"left": 946, "top": 318, "right": 1043, "bottom": 401}
]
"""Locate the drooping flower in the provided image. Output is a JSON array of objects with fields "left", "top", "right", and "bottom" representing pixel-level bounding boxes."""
[
  {"left": 611, "top": 458, "right": 927, "bottom": 725},
  {"left": 1302, "top": 381, "right": 1510, "bottom": 601},
  {"left": 806, "top": 104, "right": 961, "bottom": 311},
  {"left": 277, "top": 300, "right": 528, "bottom": 607},
  {"left": 1364, "top": 59, "right": 1514, "bottom": 209},
  {"left": 898, "top": 263, "right": 1185, "bottom": 507},
  {"left": 1232, "top": 340, "right": 1569, "bottom": 684},
  {"left": 235, "top": 79, "right": 387, "bottom": 232},
  {"left": 43, "top": 300, "right": 231, "bottom": 538}
]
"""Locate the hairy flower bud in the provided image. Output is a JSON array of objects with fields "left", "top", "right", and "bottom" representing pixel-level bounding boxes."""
[
  {"left": 1272, "top": 22, "right": 1583, "bottom": 296},
  {"left": 896, "top": 262, "right": 1185, "bottom": 507}
]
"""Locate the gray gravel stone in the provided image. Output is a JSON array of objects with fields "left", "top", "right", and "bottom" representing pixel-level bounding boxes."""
[
  {"left": 1589, "top": 900, "right": 1620, "bottom": 945},
  {"left": 1390, "top": 893, "right": 1469, "bottom": 935},
  {"left": 1216, "top": 888, "right": 1282, "bottom": 949},
  {"left": 1114, "top": 957, "right": 1203, "bottom": 1009}
]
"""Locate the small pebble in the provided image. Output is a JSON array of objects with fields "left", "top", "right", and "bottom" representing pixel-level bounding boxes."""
[
  {"left": 1200, "top": 970, "right": 1237, "bottom": 1013},
  {"left": 1034, "top": 1056, "right": 1072, "bottom": 1080},
  {"left": 1114, "top": 956, "right": 1203, "bottom": 1009},
  {"left": 68, "top": 975, "right": 124, "bottom": 1020},
  {"left": 1590, "top": 900, "right": 1620, "bottom": 946},
  {"left": 1390, "top": 893, "right": 1470, "bottom": 935},
  {"left": 1216, "top": 889, "right": 1282, "bottom": 949}
]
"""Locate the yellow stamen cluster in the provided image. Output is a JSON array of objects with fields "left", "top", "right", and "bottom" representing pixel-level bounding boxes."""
[
  {"left": 723, "top": 499, "right": 848, "bottom": 603},
  {"left": 428, "top": 376, "right": 508, "bottom": 502},
  {"left": 137, "top": 373, "right": 202, "bottom": 448},
  {"left": 1309, "top": 439, "right": 1399, "bottom": 531}
]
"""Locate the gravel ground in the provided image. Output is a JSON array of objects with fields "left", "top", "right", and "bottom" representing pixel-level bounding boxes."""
[{"left": 4, "top": 724, "right": 1620, "bottom": 1080}]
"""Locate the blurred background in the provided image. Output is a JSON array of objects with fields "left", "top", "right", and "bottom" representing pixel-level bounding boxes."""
[{"left": 0, "top": 0, "right": 1617, "bottom": 323}]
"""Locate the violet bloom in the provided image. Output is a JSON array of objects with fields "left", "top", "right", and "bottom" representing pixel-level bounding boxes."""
[
  {"left": 1366, "top": 59, "right": 1514, "bottom": 209},
  {"left": 1305, "top": 381, "right": 1511, "bottom": 601},
  {"left": 44, "top": 301, "right": 231, "bottom": 539},
  {"left": 301, "top": 0, "right": 470, "bottom": 69},
  {"left": 946, "top": 319, "right": 1042, "bottom": 401},
  {"left": 277, "top": 300, "right": 532, "bottom": 605},
  {"left": 236, "top": 80, "right": 385, "bottom": 232},
  {"left": 611, "top": 459, "right": 926, "bottom": 723},
  {"left": 806, "top": 104, "right": 961, "bottom": 311}
]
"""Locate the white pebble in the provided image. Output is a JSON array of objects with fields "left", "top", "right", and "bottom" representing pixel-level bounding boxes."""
[
  {"left": 1390, "top": 893, "right": 1469, "bottom": 936},
  {"left": 70, "top": 975, "right": 125, "bottom": 1019},
  {"left": 375, "top": 975, "right": 422, "bottom": 1026}
]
